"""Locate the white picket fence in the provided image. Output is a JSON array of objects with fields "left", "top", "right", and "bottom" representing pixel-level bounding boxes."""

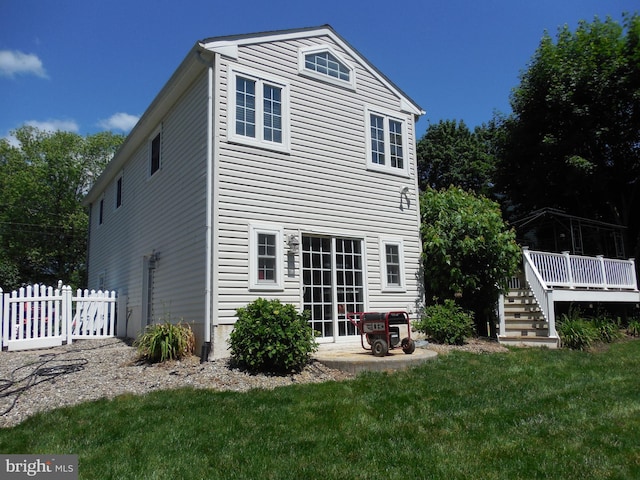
[{"left": 1, "top": 283, "right": 117, "bottom": 351}]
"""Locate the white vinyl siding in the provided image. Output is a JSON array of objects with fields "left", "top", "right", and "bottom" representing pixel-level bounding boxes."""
[
  {"left": 86, "top": 71, "right": 209, "bottom": 338},
  {"left": 214, "top": 36, "right": 421, "bottom": 327}
]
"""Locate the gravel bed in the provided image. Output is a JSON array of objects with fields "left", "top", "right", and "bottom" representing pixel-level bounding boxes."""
[
  {"left": 0, "top": 338, "right": 353, "bottom": 429},
  {"left": 0, "top": 337, "right": 507, "bottom": 429}
]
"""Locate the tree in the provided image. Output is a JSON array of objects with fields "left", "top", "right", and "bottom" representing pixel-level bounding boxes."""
[
  {"left": 420, "top": 186, "right": 521, "bottom": 335},
  {"left": 495, "top": 14, "right": 640, "bottom": 256},
  {"left": 0, "top": 126, "right": 124, "bottom": 289},
  {"left": 416, "top": 119, "right": 497, "bottom": 196}
]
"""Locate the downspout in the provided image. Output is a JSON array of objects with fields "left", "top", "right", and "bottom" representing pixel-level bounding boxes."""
[
  {"left": 210, "top": 52, "right": 222, "bottom": 356},
  {"left": 199, "top": 49, "right": 214, "bottom": 362}
]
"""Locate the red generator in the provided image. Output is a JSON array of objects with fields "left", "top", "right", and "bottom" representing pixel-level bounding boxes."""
[{"left": 347, "top": 311, "right": 416, "bottom": 357}]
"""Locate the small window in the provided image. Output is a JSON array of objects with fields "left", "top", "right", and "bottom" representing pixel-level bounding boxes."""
[
  {"left": 115, "top": 175, "right": 123, "bottom": 209},
  {"left": 299, "top": 45, "right": 355, "bottom": 89},
  {"left": 229, "top": 68, "right": 289, "bottom": 153},
  {"left": 305, "top": 51, "right": 350, "bottom": 81},
  {"left": 380, "top": 238, "right": 405, "bottom": 292},
  {"left": 249, "top": 224, "right": 284, "bottom": 290},
  {"left": 150, "top": 130, "right": 161, "bottom": 176},
  {"left": 366, "top": 108, "right": 409, "bottom": 176},
  {"left": 98, "top": 198, "right": 104, "bottom": 225}
]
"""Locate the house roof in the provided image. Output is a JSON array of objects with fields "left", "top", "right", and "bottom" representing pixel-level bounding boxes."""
[{"left": 84, "top": 25, "right": 424, "bottom": 205}]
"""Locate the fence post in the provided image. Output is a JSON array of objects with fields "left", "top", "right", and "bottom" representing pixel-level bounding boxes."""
[
  {"left": 62, "top": 285, "right": 73, "bottom": 345},
  {"left": 116, "top": 294, "right": 127, "bottom": 338}
]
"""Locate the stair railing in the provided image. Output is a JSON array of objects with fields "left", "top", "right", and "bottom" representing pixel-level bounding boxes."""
[{"left": 522, "top": 248, "right": 558, "bottom": 338}]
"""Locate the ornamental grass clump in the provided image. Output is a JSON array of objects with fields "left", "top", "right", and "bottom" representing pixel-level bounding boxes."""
[
  {"left": 135, "top": 321, "right": 196, "bottom": 363},
  {"left": 557, "top": 309, "right": 599, "bottom": 351},
  {"left": 414, "top": 299, "right": 475, "bottom": 345},
  {"left": 229, "top": 298, "right": 318, "bottom": 373}
]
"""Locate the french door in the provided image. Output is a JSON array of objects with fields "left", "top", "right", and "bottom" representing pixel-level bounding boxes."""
[{"left": 302, "top": 235, "right": 364, "bottom": 340}]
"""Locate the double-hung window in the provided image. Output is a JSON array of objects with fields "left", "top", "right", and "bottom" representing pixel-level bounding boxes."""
[
  {"left": 366, "top": 108, "right": 409, "bottom": 176},
  {"left": 229, "top": 68, "right": 289, "bottom": 153},
  {"left": 249, "top": 224, "right": 284, "bottom": 290},
  {"left": 380, "top": 238, "right": 405, "bottom": 292}
]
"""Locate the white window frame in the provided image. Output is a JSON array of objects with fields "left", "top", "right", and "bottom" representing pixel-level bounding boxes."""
[
  {"left": 298, "top": 45, "right": 356, "bottom": 90},
  {"left": 228, "top": 67, "right": 290, "bottom": 153},
  {"left": 249, "top": 223, "right": 284, "bottom": 291},
  {"left": 380, "top": 237, "right": 406, "bottom": 292},
  {"left": 149, "top": 126, "right": 162, "bottom": 177},
  {"left": 365, "top": 107, "right": 410, "bottom": 177}
]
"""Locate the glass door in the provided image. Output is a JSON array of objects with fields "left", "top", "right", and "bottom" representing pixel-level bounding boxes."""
[{"left": 302, "top": 235, "right": 364, "bottom": 340}]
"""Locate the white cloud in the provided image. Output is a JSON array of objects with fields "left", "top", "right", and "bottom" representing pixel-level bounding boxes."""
[
  {"left": 25, "top": 119, "right": 80, "bottom": 132},
  {"left": 0, "top": 50, "right": 48, "bottom": 78},
  {"left": 98, "top": 112, "right": 139, "bottom": 132}
]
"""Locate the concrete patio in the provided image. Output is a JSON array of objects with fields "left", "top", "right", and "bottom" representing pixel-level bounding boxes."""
[{"left": 313, "top": 340, "right": 438, "bottom": 374}]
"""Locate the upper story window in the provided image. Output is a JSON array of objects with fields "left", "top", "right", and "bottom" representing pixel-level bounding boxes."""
[
  {"left": 298, "top": 45, "right": 355, "bottom": 89},
  {"left": 365, "top": 107, "right": 409, "bottom": 176},
  {"left": 149, "top": 128, "right": 162, "bottom": 176},
  {"left": 98, "top": 198, "right": 104, "bottom": 225},
  {"left": 115, "top": 174, "right": 123, "bottom": 209},
  {"left": 229, "top": 68, "right": 290, "bottom": 153}
]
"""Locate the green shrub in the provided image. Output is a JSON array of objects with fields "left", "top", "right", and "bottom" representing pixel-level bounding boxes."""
[
  {"left": 557, "top": 315, "right": 599, "bottom": 350},
  {"left": 626, "top": 319, "right": 640, "bottom": 337},
  {"left": 414, "top": 299, "right": 475, "bottom": 345},
  {"left": 592, "top": 316, "right": 622, "bottom": 343},
  {"left": 229, "top": 298, "right": 318, "bottom": 373},
  {"left": 135, "top": 321, "right": 196, "bottom": 363}
]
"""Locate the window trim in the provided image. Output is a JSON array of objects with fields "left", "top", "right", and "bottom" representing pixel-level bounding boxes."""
[
  {"left": 149, "top": 127, "right": 162, "bottom": 177},
  {"left": 228, "top": 67, "right": 290, "bottom": 153},
  {"left": 249, "top": 223, "right": 284, "bottom": 291},
  {"left": 380, "top": 237, "right": 406, "bottom": 292},
  {"left": 298, "top": 45, "right": 356, "bottom": 90},
  {"left": 365, "top": 107, "right": 410, "bottom": 177}
]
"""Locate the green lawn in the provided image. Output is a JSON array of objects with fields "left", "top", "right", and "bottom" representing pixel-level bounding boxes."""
[{"left": 1, "top": 340, "right": 639, "bottom": 479}]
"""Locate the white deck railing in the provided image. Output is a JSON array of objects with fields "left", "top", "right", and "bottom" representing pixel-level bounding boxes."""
[
  {"left": 520, "top": 248, "right": 638, "bottom": 339},
  {"left": 523, "top": 248, "right": 638, "bottom": 291}
]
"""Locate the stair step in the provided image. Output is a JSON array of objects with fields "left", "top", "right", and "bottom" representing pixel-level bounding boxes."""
[{"left": 498, "top": 335, "right": 559, "bottom": 349}]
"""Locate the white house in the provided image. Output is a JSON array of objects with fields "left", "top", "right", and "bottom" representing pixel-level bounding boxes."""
[{"left": 83, "top": 25, "right": 425, "bottom": 359}]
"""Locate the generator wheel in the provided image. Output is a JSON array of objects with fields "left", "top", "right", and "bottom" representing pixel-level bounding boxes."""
[
  {"left": 401, "top": 337, "right": 416, "bottom": 354},
  {"left": 371, "top": 338, "right": 388, "bottom": 357}
]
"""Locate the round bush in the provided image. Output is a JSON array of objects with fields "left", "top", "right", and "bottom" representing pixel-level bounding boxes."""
[
  {"left": 229, "top": 298, "right": 318, "bottom": 373},
  {"left": 414, "top": 299, "right": 475, "bottom": 345}
]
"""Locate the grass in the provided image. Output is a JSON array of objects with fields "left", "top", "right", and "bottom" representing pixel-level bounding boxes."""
[{"left": 1, "top": 340, "right": 640, "bottom": 479}]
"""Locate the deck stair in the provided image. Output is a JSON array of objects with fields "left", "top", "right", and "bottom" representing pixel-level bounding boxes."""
[
  {"left": 498, "top": 249, "right": 639, "bottom": 349},
  {"left": 498, "top": 275, "right": 559, "bottom": 348}
]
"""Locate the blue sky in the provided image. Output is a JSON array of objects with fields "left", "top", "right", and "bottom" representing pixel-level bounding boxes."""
[{"left": 0, "top": 0, "right": 637, "bottom": 142}]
